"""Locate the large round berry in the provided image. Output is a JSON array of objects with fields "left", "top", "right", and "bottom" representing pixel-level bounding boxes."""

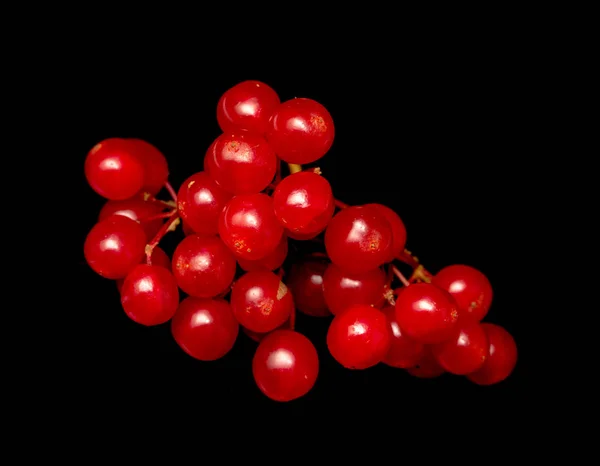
[
  {"left": 84, "top": 214, "right": 147, "bottom": 279},
  {"left": 364, "top": 203, "right": 407, "bottom": 262},
  {"left": 216, "top": 80, "right": 280, "bottom": 135},
  {"left": 204, "top": 132, "right": 277, "bottom": 194},
  {"left": 466, "top": 323, "right": 517, "bottom": 385},
  {"left": 431, "top": 320, "right": 489, "bottom": 375},
  {"left": 237, "top": 235, "right": 288, "bottom": 272},
  {"left": 252, "top": 330, "right": 319, "bottom": 402},
  {"left": 287, "top": 258, "right": 330, "bottom": 317},
  {"left": 171, "top": 297, "right": 239, "bottom": 361},
  {"left": 116, "top": 246, "right": 171, "bottom": 293},
  {"left": 99, "top": 196, "right": 165, "bottom": 241},
  {"left": 266, "top": 98, "right": 334, "bottom": 164},
  {"left": 381, "top": 306, "right": 426, "bottom": 369},
  {"left": 126, "top": 138, "right": 169, "bottom": 195}
]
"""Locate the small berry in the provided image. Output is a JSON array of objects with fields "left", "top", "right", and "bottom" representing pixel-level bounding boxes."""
[{"left": 466, "top": 323, "right": 517, "bottom": 385}]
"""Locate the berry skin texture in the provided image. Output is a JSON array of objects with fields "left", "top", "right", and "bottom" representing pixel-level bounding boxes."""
[
  {"left": 116, "top": 246, "right": 171, "bottom": 293},
  {"left": 406, "top": 348, "right": 446, "bottom": 378},
  {"left": 84, "top": 138, "right": 145, "bottom": 200},
  {"left": 324, "top": 205, "right": 393, "bottom": 274},
  {"left": 171, "top": 297, "right": 239, "bottom": 361},
  {"left": 431, "top": 321, "right": 489, "bottom": 375},
  {"left": 237, "top": 235, "right": 288, "bottom": 272},
  {"left": 84, "top": 214, "right": 147, "bottom": 279},
  {"left": 322, "top": 263, "right": 386, "bottom": 315},
  {"left": 395, "top": 283, "right": 459, "bottom": 344},
  {"left": 252, "top": 330, "right": 319, "bottom": 402},
  {"left": 216, "top": 80, "right": 280, "bottom": 135},
  {"left": 126, "top": 138, "right": 169, "bottom": 196},
  {"left": 364, "top": 203, "right": 407, "bottom": 262},
  {"left": 381, "top": 306, "right": 426, "bottom": 369},
  {"left": 466, "top": 323, "right": 517, "bottom": 385},
  {"left": 218, "top": 193, "right": 284, "bottom": 261},
  {"left": 177, "top": 171, "right": 233, "bottom": 236},
  {"left": 204, "top": 132, "right": 277, "bottom": 194},
  {"left": 230, "top": 270, "right": 293, "bottom": 333},
  {"left": 266, "top": 97, "right": 335, "bottom": 164},
  {"left": 120, "top": 264, "right": 179, "bottom": 326},
  {"left": 172, "top": 234, "right": 237, "bottom": 298},
  {"left": 99, "top": 196, "right": 165, "bottom": 241},
  {"left": 273, "top": 171, "right": 335, "bottom": 236},
  {"left": 287, "top": 259, "right": 330, "bottom": 317},
  {"left": 326, "top": 305, "right": 391, "bottom": 369},
  {"left": 431, "top": 264, "right": 493, "bottom": 322}
]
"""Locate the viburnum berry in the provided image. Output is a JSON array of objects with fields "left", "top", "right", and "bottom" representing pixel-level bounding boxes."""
[
  {"left": 364, "top": 203, "right": 407, "bottom": 262},
  {"left": 381, "top": 306, "right": 426, "bottom": 369},
  {"left": 431, "top": 320, "right": 489, "bottom": 375},
  {"left": 126, "top": 138, "right": 169, "bottom": 196},
  {"left": 466, "top": 323, "right": 517, "bottom": 385},
  {"left": 116, "top": 246, "right": 171, "bottom": 293},
  {"left": 287, "top": 258, "right": 330, "bottom": 317},
  {"left": 237, "top": 235, "right": 288, "bottom": 272},
  {"left": 98, "top": 195, "right": 165, "bottom": 241}
]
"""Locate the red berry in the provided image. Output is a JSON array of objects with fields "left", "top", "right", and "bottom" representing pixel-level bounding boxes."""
[
  {"left": 242, "top": 318, "right": 291, "bottom": 342},
  {"left": 176, "top": 172, "right": 233, "bottom": 236},
  {"left": 364, "top": 203, "right": 407, "bottom": 262},
  {"left": 266, "top": 98, "right": 334, "bottom": 164},
  {"left": 216, "top": 80, "right": 280, "bottom": 135},
  {"left": 230, "top": 270, "right": 293, "bottom": 333},
  {"left": 182, "top": 220, "right": 195, "bottom": 236},
  {"left": 326, "top": 305, "right": 391, "bottom": 369},
  {"left": 431, "top": 264, "right": 493, "bottom": 322},
  {"left": 431, "top": 321, "right": 489, "bottom": 375},
  {"left": 324, "top": 205, "right": 393, "bottom": 274},
  {"left": 84, "top": 215, "right": 147, "bottom": 279},
  {"left": 84, "top": 138, "right": 144, "bottom": 200},
  {"left": 172, "top": 235, "right": 236, "bottom": 298},
  {"left": 120, "top": 264, "right": 179, "bottom": 326},
  {"left": 466, "top": 323, "right": 517, "bottom": 385},
  {"left": 273, "top": 171, "right": 335, "bottom": 237},
  {"left": 204, "top": 132, "right": 277, "bottom": 194},
  {"left": 395, "top": 283, "right": 459, "bottom": 344},
  {"left": 171, "top": 297, "right": 239, "bottom": 361},
  {"left": 380, "top": 306, "right": 426, "bottom": 369},
  {"left": 322, "top": 263, "right": 386, "bottom": 315},
  {"left": 237, "top": 235, "right": 288, "bottom": 272},
  {"left": 116, "top": 246, "right": 171, "bottom": 293},
  {"left": 98, "top": 196, "right": 164, "bottom": 241},
  {"left": 252, "top": 329, "right": 319, "bottom": 402},
  {"left": 287, "top": 258, "right": 330, "bottom": 317},
  {"left": 406, "top": 348, "right": 445, "bottom": 378},
  {"left": 126, "top": 138, "right": 169, "bottom": 196},
  {"left": 218, "top": 193, "right": 284, "bottom": 261}
]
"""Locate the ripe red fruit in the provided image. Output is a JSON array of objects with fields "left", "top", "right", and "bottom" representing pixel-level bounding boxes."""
[
  {"left": 237, "top": 235, "right": 288, "bottom": 272},
  {"left": 431, "top": 264, "right": 493, "bottom": 322},
  {"left": 324, "top": 205, "right": 393, "bottom": 274},
  {"left": 84, "top": 138, "right": 144, "bottom": 200},
  {"left": 126, "top": 138, "right": 169, "bottom": 196},
  {"left": 266, "top": 98, "right": 334, "bottom": 164},
  {"left": 176, "top": 171, "right": 233, "bottom": 236},
  {"left": 171, "top": 297, "right": 239, "bottom": 361},
  {"left": 120, "top": 264, "right": 179, "bottom": 326},
  {"left": 218, "top": 193, "right": 284, "bottom": 261},
  {"left": 395, "top": 283, "right": 459, "bottom": 344},
  {"left": 84, "top": 215, "right": 147, "bottom": 279},
  {"left": 172, "top": 234, "right": 237, "bottom": 298},
  {"left": 431, "top": 321, "right": 489, "bottom": 375},
  {"left": 116, "top": 246, "right": 171, "bottom": 293},
  {"left": 252, "top": 330, "right": 319, "bottom": 402},
  {"left": 98, "top": 196, "right": 165, "bottom": 241},
  {"left": 466, "top": 323, "right": 517, "bottom": 385},
  {"left": 204, "top": 132, "right": 277, "bottom": 194},
  {"left": 216, "top": 80, "right": 280, "bottom": 135},
  {"left": 406, "top": 348, "right": 445, "bottom": 378},
  {"left": 287, "top": 259, "right": 330, "bottom": 317},
  {"left": 380, "top": 306, "right": 426, "bottom": 369},
  {"left": 322, "top": 263, "right": 386, "bottom": 315},
  {"left": 242, "top": 318, "right": 291, "bottom": 342},
  {"left": 230, "top": 270, "right": 293, "bottom": 333},
  {"left": 326, "top": 305, "right": 391, "bottom": 369},
  {"left": 364, "top": 203, "right": 407, "bottom": 262}
]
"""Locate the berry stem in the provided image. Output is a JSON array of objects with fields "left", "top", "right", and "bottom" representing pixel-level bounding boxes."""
[
  {"left": 334, "top": 199, "right": 350, "bottom": 209},
  {"left": 391, "top": 264, "right": 411, "bottom": 287},
  {"left": 410, "top": 264, "right": 433, "bottom": 284},
  {"left": 145, "top": 210, "right": 180, "bottom": 265},
  {"left": 143, "top": 192, "right": 177, "bottom": 209},
  {"left": 141, "top": 210, "right": 177, "bottom": 222},
  {"left": 396, "top": 249, "right": 419, "bottom": 268},
  {"left": 288, "top": 163, "right": 303, "bottom": 174},
  {"left": 165, "top": 182, "right": 178, "bottom": 202}
]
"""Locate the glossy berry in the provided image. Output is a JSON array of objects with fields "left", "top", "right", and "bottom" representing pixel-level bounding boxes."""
[
  {"left": 252, "top": 330, "right": 319, "bottom": 402},
  {"left": 243, "top": 318, "right": 291, "bottom": 342},
  {"left": 237, "top": 235, "right": 288, "bottom": 272},
  {"left": 364, "top": 203, "right": 407, "bottom": 262},
  {"left": 116, "top": 246, "right": 171, "bottom": 293},
  {"left": 84, "top": 215, "right": 147, "bottom": 279},
  {"left": 406, "top": 348, "right": 445, "bottom": 378},
  {"left": 273, "top": 171, "right": 335, "bottom": 236},
  {"left": 126, "top": 138, "right": 169, "bottom": 195},
  {"left": 381, "top": 306, "right": 426, "bottom": 369},
  {"left": 266, "top": 98, "right": 334, "bottom": 164},
  {"left": 84, "top": 138, "right": 144, "bottom": 200},
  {"left": 327, "top": 305, "right": 391, "bottom": 369},
  {"left": 98, "top": 196, "right": 165, "bottom": 241},
  {"left": 432, "top": 264, "right": 493, "bottom": 322},
  {"left": 120, "top": 264, "right": 179, "bottom": 326},
  {"left": 431, "top": 321, "right": 489, "bottom": 375},
  {"left": 395, "top": 283, "right": 459, "bottom": 344},
  {"left": 182, "top": 220, "right": 195, "bottom": 236},
  {"left": 466, "top": 324, "right": 517, "bottom": 385},
  {"left": 171, "top": 297, "right": 239, "bottom": 361},
  {"left": 204, "top": 132, "right": 277, "bottom": 194},
  {"left": 172, "top": 234, "right": 236, "bottom": 298},
  {"left": 287, "top": 258, "right": 330, "bottom": 317},
  {"left": 324, "top": 205, "right": 393, "bottom": 274},
  {"left": 322, "top": 263, "right": 386, "bottom": 315},
  {"left": 230, "top": 270, "right": 293, "bottom": 333},
  {"left": 177, "top": 171, "right": 233, "bottom": 236},
  {"left": 216, "top": 80, "right": 280, "bottom": 135},
  {"left": 218, "top": 193, "right": 283, "bottom": 261}
]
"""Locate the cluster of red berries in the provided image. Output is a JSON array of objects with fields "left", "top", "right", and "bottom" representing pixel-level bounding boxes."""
[{"left": 83, "top": 80, "right": 518, "bottom": 402}]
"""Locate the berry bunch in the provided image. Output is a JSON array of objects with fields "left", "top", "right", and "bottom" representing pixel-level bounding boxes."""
[{"left": 83, "top": 80, "right": 518, "bottom": 402}]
